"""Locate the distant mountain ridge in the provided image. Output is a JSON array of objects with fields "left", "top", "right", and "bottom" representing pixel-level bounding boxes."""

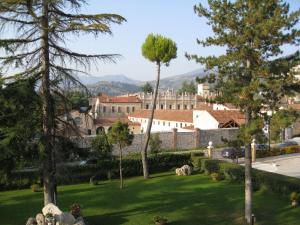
[{"left": 79, "top": 68, "right": 207, "bottom": 96}]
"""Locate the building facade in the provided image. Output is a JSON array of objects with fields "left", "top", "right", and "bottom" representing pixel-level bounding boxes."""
[{"left": 137, "top": 90, "right": 197, "bottom": 110}]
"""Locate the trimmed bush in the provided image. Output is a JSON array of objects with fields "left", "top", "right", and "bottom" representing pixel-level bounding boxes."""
[
  {"left": 196, "top": 158, "right": 300, "bottom": 198},
  {"left": 210, "top": 172, "right": 224, "bottom": 181},
  {"left": 257, "top": 146, "right": 300, "bottom": 158},
  {"left": 1, "top": 153, "right": 191, "bottom": 190}
]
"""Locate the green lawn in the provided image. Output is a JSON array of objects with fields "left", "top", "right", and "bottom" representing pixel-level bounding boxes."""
[{"left": 1, "top": 172, "right": 299, "bottom": 225}]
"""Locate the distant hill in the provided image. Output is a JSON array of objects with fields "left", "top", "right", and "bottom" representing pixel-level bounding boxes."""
[
  {"left": 87, "top": 81, "right": 141, "bottom": 96},
  {"left": 83, "top": 68, "right": 207, "bottom": 96},
  {"left": 78, "top": 74, "right": 140, "bottom": 85},
  {"left": 155, "top": 68, "right": 206, "bottom": 90}
]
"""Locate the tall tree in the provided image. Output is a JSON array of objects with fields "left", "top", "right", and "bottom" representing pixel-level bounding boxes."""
[
  {"left": 0, "top": 0, "right": 125, "bottom": 205},
  {"left": 0, "top": 78, "right": 40, "bottom": 182},
  {"left": 107, "top": 121, "right": 133, "bottom": 189},
  {"left": 141, "top": 34, "right": 177, "bottom": 179},
  {"left": 141, "top": 82, "right": 153, "bottom": 94},
  {"left": 178, "top": 80, "right": 197, "bottom": 95},
  {"left": 187, "top": 1, "right": 300, "bottom": 223}
]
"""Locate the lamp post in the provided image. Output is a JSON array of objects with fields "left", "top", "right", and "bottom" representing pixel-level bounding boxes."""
[{"left": 267, "top": 111, "right": 273, "bottom": 151}]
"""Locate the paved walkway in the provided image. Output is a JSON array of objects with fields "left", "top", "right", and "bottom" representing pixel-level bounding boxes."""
[{"left": 252, "top": 153, "right": 300, "bottom": 178}]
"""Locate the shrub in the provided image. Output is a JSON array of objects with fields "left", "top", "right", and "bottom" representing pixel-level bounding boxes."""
[
  {"left": 190, "top": 152, "right": 205, "bottom": 157},
  {"left": 153, "top": 216, "right": 167, "bottom": 225},
  {"left": 290, "top": 192, "right": 300, "bottom": 202},
  {"left": 2, "top": 153, "right": 191, "bottom": 190},
  {"left": 70, "top": 203, "right": 82, "bottom": 219},
  {"left": 202, "top": 159, "right": 220, "bottom": 174},
  {"left": 191, "top": 156, "right": 207, "bottom": 171},
  {"left": 196, "top": 158, "right": 300, "bottom": 197},
  {"left": 30, "top": 184, "right": 42, "bottom": 192},
  {"left": 149, "top": 133, "right": 162, "bottom": 155},
  {"left": 210, "top": 172, "right": 224, "bottom": 181}
]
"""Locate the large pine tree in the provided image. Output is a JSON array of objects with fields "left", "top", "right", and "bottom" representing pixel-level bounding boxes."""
[
  {"left": 187, "top": 0, "right": 300, "bottom": 223},
  {"left": 0, "top": 0, "right": 125, "bottom": 205}
]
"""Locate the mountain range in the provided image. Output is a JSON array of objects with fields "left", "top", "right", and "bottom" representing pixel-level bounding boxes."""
[{"left": 78, "top": 68, "right": 206, "bottom": 96}]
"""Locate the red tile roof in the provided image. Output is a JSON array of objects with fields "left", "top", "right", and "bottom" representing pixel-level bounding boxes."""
[
  {"left": 207, "top": 110, "right": 245, "bottom": 126},
  {"left": 129, "top": 110, "right": 193, "bottom": 123},
  {"left": 98, "top": 94, "right": 141, "bottom": 103}
]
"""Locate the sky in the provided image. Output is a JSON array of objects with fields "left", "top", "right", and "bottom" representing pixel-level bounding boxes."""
[{"left": 67, "top": 0, "right": 300, "bottom": 81}]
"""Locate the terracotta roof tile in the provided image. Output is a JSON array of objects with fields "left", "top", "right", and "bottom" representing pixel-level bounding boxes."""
[
  {"left": 207, "top": 110, "right": 245, "bottom": 125},
  {"left": 98, "top": 94, "right": 141, "bottom": 103},
  {"left": 128, "top": 109, "right": 193, "bottom": 123}
]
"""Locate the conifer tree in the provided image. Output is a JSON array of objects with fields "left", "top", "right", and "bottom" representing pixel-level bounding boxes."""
[
  {"left": 187, "top": 1, "right": 300, "bottom": 223},
  {"left": 0, "top": 0, "right": 125, "bottom": 205}
]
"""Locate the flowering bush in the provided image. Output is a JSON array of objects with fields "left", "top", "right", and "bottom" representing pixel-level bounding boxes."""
[{"left": 70, "top": 203, "right": 81, "bottom": 218}]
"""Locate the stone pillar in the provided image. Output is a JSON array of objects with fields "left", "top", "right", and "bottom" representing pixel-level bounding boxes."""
[
  {"left": 207, "top": 141, "right": 214, "bottom": 158},
  {"left": 194, "top": 128, "right": 201, "bottom": 149},
  {"left": 172, "top": 128, "right": 178, "bottom": 150},
  {"left": 251, "top": 139, "right": 257, "bottom": 162}
]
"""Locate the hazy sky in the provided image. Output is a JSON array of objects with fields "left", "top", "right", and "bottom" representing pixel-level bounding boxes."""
[{"left": 68, "top": 0, "right": 300, "bottom": 81}]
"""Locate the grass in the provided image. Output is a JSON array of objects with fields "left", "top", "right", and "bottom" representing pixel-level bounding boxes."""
[{"left": 1, "top": 172, "right": 300, "bottom": 225}]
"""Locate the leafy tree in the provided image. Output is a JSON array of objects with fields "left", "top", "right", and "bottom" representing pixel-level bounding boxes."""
[
  {"left": 0, "top": 0, "right": 125, "bottom": 205},
  {"left": 149, "top": 133, "right": 162, "bottom": 155},
  {"left": 0, "top": 78, "right": 41, "bottom": 182},
  {"left": 178, "top": 81, "right": 197, "bottom": 95},
  {"left": 188, "top": 1, "right": 300, "bottom": 223},
  {"left": 66, "top": 91, "right": 89, "bottom": 111},
  {"left": 107, "top": 121, "right": 133, "bottom": 189},
  {"left": 141, "top": 34, "right": 177, "bottom": 179},
  {"left": 91, "top": 131, "right": 112, "bottom": 160},
  {"left": 141, "top": 82, "right": 153, "bottom": 93},
  {"left": 270, "top": 109, "right": 298, "bottom": 142}
]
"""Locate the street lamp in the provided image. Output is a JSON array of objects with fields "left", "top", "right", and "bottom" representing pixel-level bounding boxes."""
[{"left": 267, "top": 110, "right": 273, "bottom": 151}]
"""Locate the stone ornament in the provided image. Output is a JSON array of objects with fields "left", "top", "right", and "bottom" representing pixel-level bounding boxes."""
[
  {"left": 55, "top": 213, "right": 76, "bottom": 225},
  {"left": 175, "top": 165, "right": 192, "bottom": 176},
  {"left": 42, "top": 203, "right": 62, "bottom": 217},
  {"left": 36, "top": 213, "right": 45, "bottom": 225},
  {"left": 26, "top": 217, "right": 37, "bottom": 225}
]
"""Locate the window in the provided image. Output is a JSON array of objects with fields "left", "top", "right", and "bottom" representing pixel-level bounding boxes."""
[
  {"left": 112, "top": 106, "right": 115, "bottom": 113},
  {"left": 118, "top": 106, "right": 121, "bottom": 113},
  {"left": 169, "top": 105, "right": 172, "bottom": 109},
  {"left": 153, "top": 121, "right": 155, "bottom": 125},
  {"left": 146, "top": 104, "right": 149, "bottom": 109},
  {"left": 168, "top": 122, "right": 170, "bottom": 126},
  {"left": 132, "top": 106, "right": 135, "bottom": 112},
  {"left": 184, "top": 105, "right": 187, "bottom": 110},
  {"left": 87, "top": 129, "right": 92, "bottom": 135},
  {"left": 126, "top": 107, "right": 130, "bottom": 113},
  {"left": 177, "top": 104, "right": 180, "bottom": 110},
  {"left": 158, "top": 121, "right": 160, "bottom": 125},
  {"left": 163, "top": 121, "right": 165, "bottom": 126},
  {"left": 185, "top": 124, "right": 187, "bottom": 127},
  {"left": 180, "top": 123, "right": 182, "bottom": 128},
  {"left": 103, "top": 106, "right": 106, "bottom": 113},
  {"left": 160, "top": 104, "right": 164, "bottom": 109},
  {"left": 191, "top": 105, "right": 194, "bottom": 109},
  {"left": 176, "top": 123, "right": 178, "bottom": 127}
]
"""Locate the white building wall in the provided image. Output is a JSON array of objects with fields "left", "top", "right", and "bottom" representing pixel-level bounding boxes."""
[
  {"left": 128, "top": 117, "right": 193, "bottom": 133},
  {"left": 193, "top": 110, "right": 219, "bottom": 130},
  {"left": 213, "top": 104, "right": 230, "bottom": 110}
]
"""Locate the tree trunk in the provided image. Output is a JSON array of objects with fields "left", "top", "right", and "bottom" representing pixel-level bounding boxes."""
[
  {"left": 119, "top": 144, "right": 123, "bottom": 189},
  {"left": 141, "top": 62, "right": 161, "bottom": 179},
  {"left": 245, "top": 59, "right": 253, "bottom": 224},
  {"left": 41, "top": 0, "right": 55, "bottom": 206}
]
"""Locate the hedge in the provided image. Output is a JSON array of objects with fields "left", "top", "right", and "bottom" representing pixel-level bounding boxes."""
[
  {"left": 192, "top": 157, "right": 300, "bottom": 197},
  {"left": 1, "top": 153, "right": 191, "bottom": 191},
  {"left": 257, "top": 146, "right": 300, "bottom": 158}
]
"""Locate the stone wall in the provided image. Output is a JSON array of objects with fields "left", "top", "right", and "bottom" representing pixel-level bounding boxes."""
[{"left": 72, "top": 128, "right": 239, "bottom": 155}]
